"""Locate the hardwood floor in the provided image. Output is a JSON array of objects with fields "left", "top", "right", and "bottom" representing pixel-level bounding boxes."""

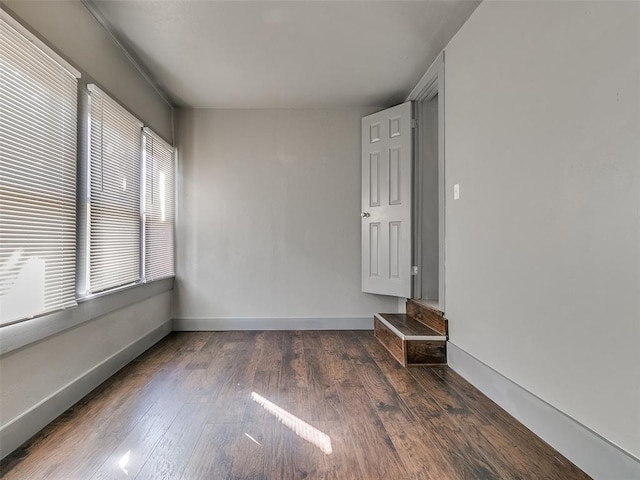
[{"left": 0, "top": 331, "right": 591, "bottom": 480}]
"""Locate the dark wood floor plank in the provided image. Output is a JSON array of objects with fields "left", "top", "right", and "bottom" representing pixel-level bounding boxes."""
[
  {"left": 430, "top": 366, "right": 592, "bottom": 479},
  {"left": 383, "top": 421, "right": 458, "bottom": 480},
  {"left": 177, "top": 422, "right": 236, "bottom": 479},
  {"left": 199, "top": 331, "right": 231, "bottom": 354},
  {"left": 1, "top": 331, "right": 592, "bottom": 480},
  {"left": 269, "top": 418, "right": 325, "bottom": 480},
  {"left": 204, "top": 332, "right": 263, "bottom": 425},
  {"left": 272, "top": 332, "right": 326, "bottom": 479},
  {"left": 174, "top": 331, "right": 212, "bottom": 353},
  {"left": 277, "top": 331, "right": 311, "bottom": 418},
  {"left": 249, "top": 332, "right": 284, "bottom": 423},
  {"left": 90, "top": 397, "right": 183, "bottom": 480},
  {"left": 315, "top": 420, "right": 364, "bottom": 480},
  {"left": 334, "top": 379, "right": 409, "bottom": 480},
  {"left": 242, "top": 347, "right": 286, "bottom": 477},
  {"left": 300, "top": 329, "right": 323, "bottom": 349},
  {"left": 329, "top": 334, "right": 410, "bottom": 480},
  {"left": 354, "top": 333, "right": 458, "bottom": 476},
  {"left": 303, "top": 345, "right": 344, "bottom": 422},
  {"left": 279, "top": 331, "right": 308, "bottom": 390},
  {"left": 356, "top": 331, "right": 503, "bottom": 480},
  {"left": 308, "top": 331, "right": 370, "bottom": 479},
  {"left": 410, "top": 366, "right": 554, "bottom": 480},
  {"left": 144, "top": 349, "right": 205, "bottom": 401},
  {"left": 244, "top": 370, "right": 281, "bottom": 425},
  {"left": 342, "top": 331, "right": 416, "bottom": 424},
  {"left": 254, "top": 330, "right": 285, "bottom": 375},
  {"left": 135, "top": 403, "right": 208, "bottom": 480},
  {"left": 229, "top": 420, "right": 273, "bottom": 480}
]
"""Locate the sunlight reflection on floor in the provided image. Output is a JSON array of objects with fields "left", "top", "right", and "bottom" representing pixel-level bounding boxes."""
[
  {"left": 118, "top": 449, "right": 131, "bottom": 475},
  {"left": 250, "top": 392, "right": 332, "bottom": 455}
]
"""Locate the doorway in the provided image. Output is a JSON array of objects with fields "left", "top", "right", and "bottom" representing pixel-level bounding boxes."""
[
  {"left": 418, "top": 95, "right": 439, "bottom": 301},
  {"left": 409, "top": 52, "right": 445, "bottom": 311}
]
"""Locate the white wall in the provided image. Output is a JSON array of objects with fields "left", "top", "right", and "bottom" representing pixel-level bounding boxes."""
[
  {"left": 444, "top": 0, "right": 640, "bottom": 461},
  {"left": 3, "top": 0, "right": 173, "bottom": 141},
  {"left": 176, "top": 108, "right": 398, "bottom": 323}
]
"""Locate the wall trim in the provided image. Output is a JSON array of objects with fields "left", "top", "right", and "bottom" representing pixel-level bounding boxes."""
[
  {"left": 447, "top": 342, "right": 640, "bottom": 480},
  {"left": 80, "top": 0, "right": 174, "bottom": 108},
  {"left": 406, "top": 50, "right": 444, "bottom": 102},
  {"left": 0, "top": 321, "right": 171, "bottom": 460},
  {"left": 172, "top": 316, "right": 373, "bottom": 331}
]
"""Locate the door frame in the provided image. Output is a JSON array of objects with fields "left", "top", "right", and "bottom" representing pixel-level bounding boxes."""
[{"left": 405, "top": 52, "right": 446, "bottom": 312}]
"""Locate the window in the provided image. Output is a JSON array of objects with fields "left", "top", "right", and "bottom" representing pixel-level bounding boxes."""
[
  {"left": 1, "top": 8, "right": 175, "bottom": 327},
  {"left": 84, "top": 85, "right": 176, "bottom": 296},
  {"left": 86, "top": 85, "right": 143, "bottom": 294},
  {"left": 0, "top": 11, "right": 80, "bottom": 326},
  {"left": 143, "top": 128, "right": 175, "bottom": 281}
]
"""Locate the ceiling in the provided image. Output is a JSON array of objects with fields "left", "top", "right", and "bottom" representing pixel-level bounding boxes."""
[{"left": 91, "top": 0, "right": 480, "bottom": 109}]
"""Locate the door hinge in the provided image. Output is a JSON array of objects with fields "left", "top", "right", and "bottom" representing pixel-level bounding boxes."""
[
  {"left": 410, "top": 119, "right": 418, "bottom": 129},
  {"left": 411, "top": 266, "right": 418, "bottom": 275}
]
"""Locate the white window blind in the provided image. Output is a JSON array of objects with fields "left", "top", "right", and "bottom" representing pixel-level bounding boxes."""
[
  {"left": 143, "top": 128, "right": 175, "bottom": 281},
  {"left": 0, "top": 11, "right": 79, "bottom": 325},
  {"left": 88, "top": 85, "right": 142, "bottom": 293}
]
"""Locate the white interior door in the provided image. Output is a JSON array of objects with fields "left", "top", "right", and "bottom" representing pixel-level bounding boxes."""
[{"left": 361, "top": 102, "right": 413, "bottom": 297}]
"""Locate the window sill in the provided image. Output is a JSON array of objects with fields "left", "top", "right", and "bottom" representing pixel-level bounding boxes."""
[
  {"left": 77, "top": 275, "right": 174, "bottom": 304},
  {"left": 0, "top": 277, "right": 174, "bottom": 356}
]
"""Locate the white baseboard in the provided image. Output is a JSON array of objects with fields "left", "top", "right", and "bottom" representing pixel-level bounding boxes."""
[
  {"left": 172, "top": 316, "right": 373, "bottom": 331},
  {"left": 447, "top": 342, "right": 640, "bottom": 480},
  {"left": 0, "top": 321, "right": 171, "bottom": 460}
]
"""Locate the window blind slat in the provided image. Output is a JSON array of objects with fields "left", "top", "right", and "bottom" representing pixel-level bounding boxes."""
[
  {"left": 0, "top": 16, "right": 78, "bottom": 325},
  {"left": 88, "top": 86, "right": 142, "bottom": 293}
]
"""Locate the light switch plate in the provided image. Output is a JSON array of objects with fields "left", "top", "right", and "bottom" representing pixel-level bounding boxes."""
[{"left": 454, "top": 183, "right": 460, "bottom": 200}]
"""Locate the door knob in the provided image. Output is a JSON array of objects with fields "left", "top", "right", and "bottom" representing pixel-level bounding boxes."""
[{"left": 361, "top": 212, "right": 370, "bottom": 218}]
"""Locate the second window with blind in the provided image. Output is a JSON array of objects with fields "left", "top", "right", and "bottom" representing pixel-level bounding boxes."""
[
  {"left": 84, "top": 85, "right": 175, "bottom": 296},
  {"left": 143, "top": 128, "right": 175, "bottom": 282}
]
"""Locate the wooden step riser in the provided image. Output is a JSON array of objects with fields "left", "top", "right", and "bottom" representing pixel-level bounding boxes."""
[
  {"left": 374, "top": 318, "right": 446, "bottom": 367},
  {"left": 406, "top": 300, "right": 448, "bottom": 336},
  {"left": 374, "top": 318, "right": 404, "bottom": 364},
  {"left": 406, "top": 341, "right": 447, "bottom": 366}
]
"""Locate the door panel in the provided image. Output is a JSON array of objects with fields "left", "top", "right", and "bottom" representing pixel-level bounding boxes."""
[
  {"left": 389, "top": 147, "right": 402, "bottom": 205},
  {"left": 369, "top": 222, "right": 380, "bottom": 277},
  {"left": 361, "top": 102, "right": 413, "bottom": 297},
  {"left": 369, "top": 152, "right": 381, "bottom": 207},
  {"left": 389, "top": 221, "right": 401, "bottom": 278}
]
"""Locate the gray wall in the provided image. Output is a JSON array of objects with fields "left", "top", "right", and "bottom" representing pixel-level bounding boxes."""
[
  {"left": 444, "top": 0, "right": 640, "bottom": 460},
  {"left": 0, "top": 1, "right": 174, "bottom": 458},
  {"left": 175, "top": 108, "right": 398, "bottom": 323}
]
